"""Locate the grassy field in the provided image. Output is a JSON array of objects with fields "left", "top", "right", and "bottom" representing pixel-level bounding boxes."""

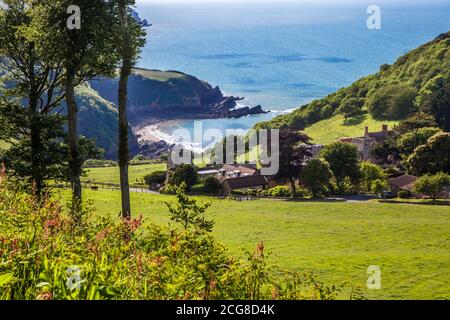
[
  {"left": 305, "top": 114, "right": 399, "bottom": 145},
  {"left": 82, "top": 163, "right": 167, "bottom": 185},
  {"left": 57, "top": 189, "right": 450, "bottom": 300}
]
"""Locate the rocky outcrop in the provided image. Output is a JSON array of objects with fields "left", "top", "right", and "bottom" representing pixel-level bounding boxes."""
[{"left": 90, "top": 68, "right": 268, "bottom": 126}]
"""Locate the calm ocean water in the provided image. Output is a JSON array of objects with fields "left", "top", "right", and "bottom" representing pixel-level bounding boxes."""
[{"left": 135, "top": 2, "right": 450, "bottom": 147}]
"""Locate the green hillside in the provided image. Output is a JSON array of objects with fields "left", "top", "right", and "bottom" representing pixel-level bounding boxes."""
[
  {"left": 257, "top": 31, "right": 450, "bottom": 133},
  {"left": 304, "top": 114, "right": 399, "bottom": 145},
  {"left": 68, "top": 84, "right": 140, "bottom": 160}
]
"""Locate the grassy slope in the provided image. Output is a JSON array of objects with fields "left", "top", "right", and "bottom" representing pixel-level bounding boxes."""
[
  {"left": 305, "top": 114, "right": 399, "bottom": 145},
  {"left": 82, "top": 163, "right": 166, "bottom": 185},
  {"left": 132, "top": 68, "right": 187, "bottom": 81},
  {"left": 57, "top": 189, "right": 450, "bottom": 300}
]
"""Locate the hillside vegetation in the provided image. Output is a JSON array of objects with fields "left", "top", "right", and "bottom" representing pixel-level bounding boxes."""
[
  {"left": 69, "top": 84, "right": 140, "bottom": 160},
  {"left": 304, "top": 114, "right": 399, "bottom": 145},
  {"left": 256, "top": 31, "right": 450, "bottom": 133}
]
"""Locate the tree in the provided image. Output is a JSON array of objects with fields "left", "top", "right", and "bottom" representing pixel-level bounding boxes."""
[
  {"left": 170, "top": 164, "right": 199, "bottom": 191},
  {"left": 394, "top": 112, "right": 437, "bottom": 135},
  {"left": 360, "top": 161, "right": 386, "bottom": 192},
  {"left": 166, "top": 183, "right": 214, "bottom": 232},
  {"left": 0, "top": 0, "right": 68, "bottom": 196},
  {"left": 115, "top": 0, "right": 147, "bottom": 218},
  {"left": 300, "top": 158, "right": 333, "bottom": 197},
  {"left": 321, "top": 142, "right": 361, "bottom": 185},
  {"left": 367, "top": 83, "right": 416, "bottom": 119},
  {"left": 369, "top": 138, "right": 399, "bottom": 165},
  {"left": 337, "top": 98, "right": 361, "bottom": 124},
  {"left": 397, "top": 127, "right": 442, "bottom": 157},
  {"left": 413, "top": 172, "right": 450, "bottom": 201},
  {"left": 370, "top": 113, "right": 437, "bottom": 164},
  {"left": 407, "top": 132, "right": 450, "bottom": 175},
  {"left": 270, "top": 129, "right": 312, "bottom": 197},
  {"left": 416, "top": 73, "right": 450, "bottom": 131},
  {"left": 32, "top": 0, "right": 120, "bottom": 206}
]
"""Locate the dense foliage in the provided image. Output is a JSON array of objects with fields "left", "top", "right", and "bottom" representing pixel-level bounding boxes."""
[
  {"left": 144, "top": 171, "right": 166, "bottom": 186},
  {"left": 407, "top": 132, "right": 450, "bottom": 175},
  {"left": 413, "top": 172, "right": 450, "bottom": 200},
  {"left": 169, "top": 164, "right": 199, "bottom": 191},
  {"left": 300, "top": 159, "right": 333, "bottom": 197},
  {"left": 321, "top": 142, "right": 361, "bottom": 185},
  {"left": 0, "top": 173, "right": 363, "bottom": 300}
]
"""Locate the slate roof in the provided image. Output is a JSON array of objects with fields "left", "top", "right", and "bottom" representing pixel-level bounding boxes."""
[{"left": 389, "top": 174, "right": 418, "bottom": 188}]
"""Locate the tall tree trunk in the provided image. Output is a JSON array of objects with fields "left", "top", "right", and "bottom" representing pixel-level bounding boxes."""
[
  {"left": 30, "top": 111, "right": 43, "bottom": 196},
  {"left": 65, "top": 68, "right": 82, "bottom": 204},
  {"left": 118, "top": 0, "right": 131, "bottom": 219},
  {"left": 28, "top": 44, "right": 43, "bottom": 197}
]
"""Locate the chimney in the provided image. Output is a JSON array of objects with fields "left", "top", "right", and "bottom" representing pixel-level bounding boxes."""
[
  {"left": 382, "top": 125, "right": 388, "bottom": 134},
  {"left": 364, "top": 126, "right": 369, "bottom": 136}
]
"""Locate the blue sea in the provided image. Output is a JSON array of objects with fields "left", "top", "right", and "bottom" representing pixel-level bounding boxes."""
[{"left": 135, "top": 1, "right": 450, "bottom": 146}]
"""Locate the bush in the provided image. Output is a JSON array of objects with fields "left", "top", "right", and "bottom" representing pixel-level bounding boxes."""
[
  {"left": 268, "top": 186, "right": 292, "bottom": 197},
  {"left": 360, "top": 162, "right": 386, "bottom": 192},
  {"left": 144, "top": 171, "right": 166, "bottom": 187},
  {"left": 398, "top": 190, "right": 411, "bottom": 199},
  {"left": 169, "top": 164, "right": 199, "bottom": 191},
  {"left": 413, "top": 172, "right": 450, "bottom": 200},
  {"left": 203, "top": 176, "right": 222, "bottom": 195},
  {"left": 371, "top": 179, "right": 388, "bottom": 197},
  {"left": 337, "top": 177, "right": 359, "bottom": 196}
]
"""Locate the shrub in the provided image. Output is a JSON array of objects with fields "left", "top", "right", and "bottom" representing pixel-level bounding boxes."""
[
  {"left": 144, "top": 171, "right": 166, "bottom": 187},
  {"left": 169, "top": 164, "right": 199, "bottom": 191},
  {"left": 360, "top": 162, "right": 386, "bottom": 192},
  {"left": 337, "top": 176, "right": 359, "bottom": 196},
  {"left": 268, "top": 186, "right": 292, "bottom": 197},
  {"left": 203, "top": 176, "right": 222, "bottom": 195},
  {"left": 398, "top": 190, "right": 411, "bottom": 199},
  {"left": 413, "top": 172, "right": 450, "bottom": 200},
  {"left": 371, "top": 179, "right": 388, "bottom": 197}
]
